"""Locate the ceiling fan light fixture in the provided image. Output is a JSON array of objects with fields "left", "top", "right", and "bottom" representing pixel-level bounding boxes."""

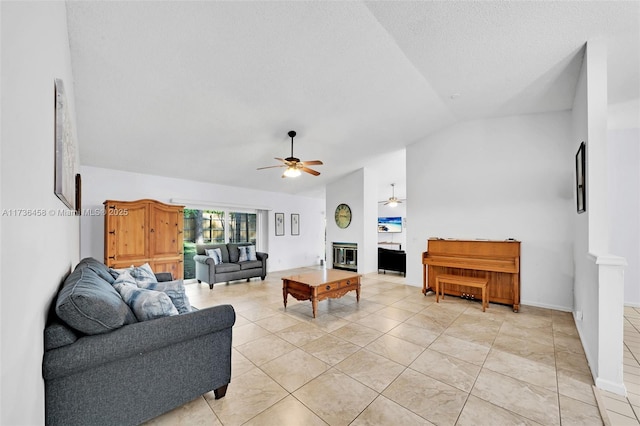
[
  {"left": 388, "top": 199, "right": 398, "bottom": 208},
  {"left": 284, "top": 166, "right": 301, "bottom": 177}
]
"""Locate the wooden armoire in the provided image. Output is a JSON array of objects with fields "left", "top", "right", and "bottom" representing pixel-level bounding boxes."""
[{"left": 104, "top": 199, "right": 184, "bottom": 279}]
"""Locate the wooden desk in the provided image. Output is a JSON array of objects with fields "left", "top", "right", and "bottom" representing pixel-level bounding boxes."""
[
  {"left": 423, "top": 238, "right": 520, "bottom": 312},
  {"left": 282, "top": 269, "right": 361, "bottom": 318}
]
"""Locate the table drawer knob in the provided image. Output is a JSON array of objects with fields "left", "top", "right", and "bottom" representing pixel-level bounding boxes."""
[
  {"left": 326, "top": 285, "right": 331, "bottom": 290},
  {"left": 346, "top": 280, "right": 350, "bottom": 285}
]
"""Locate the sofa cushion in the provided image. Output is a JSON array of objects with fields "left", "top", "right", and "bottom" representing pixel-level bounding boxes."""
[
  {"left": 56, "top": 267, "right": 137, "bottom": 335},
  {"left": 215, "top": 263, "right": 241, "bottom": 273},
  {"left": 239, "top": 260, "right": 263, "bottom": 270},
  {"left": 76, "top": 257, "right": 116, "bottom": 284},
  {"left": 113, "top": 272, "right": 179, "bottom": 321},
  {"left": 206, "top": 248, "right": 223, "bottom": 265}
]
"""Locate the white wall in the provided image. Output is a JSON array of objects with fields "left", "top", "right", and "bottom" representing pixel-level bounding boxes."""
[
  {"left": 406, "top": 111, "right": 575, "bottom": 310},
  {"left": 80, "top": 166, "right": 325, "bottom": 273},
  {"left": 1, "top": 2, "right": 81, "bottom": 424},
  {"left": 608, "top": 128, "right": 640, "bottom": 306},
  {"left": 325, "top": 168, "right": 378, "bottom": 274},
  {"left": 608, "top": 99, "right": 640, "bottom": 307}
]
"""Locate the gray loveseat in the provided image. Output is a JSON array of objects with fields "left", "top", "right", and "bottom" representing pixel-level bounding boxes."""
[
  {"left": 42, "top": 257, "right": 235, "bottom": 426},
  {"left": 193, "top": 243, "right": 268, "bottom": 289}
]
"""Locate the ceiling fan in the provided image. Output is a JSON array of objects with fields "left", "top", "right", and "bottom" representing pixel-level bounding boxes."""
[
  {"left": 380, "top": 183, "right": 404, "bottom": 207},
  {"left": 257, "top": 130, "right": 323, "bottom": 178}
]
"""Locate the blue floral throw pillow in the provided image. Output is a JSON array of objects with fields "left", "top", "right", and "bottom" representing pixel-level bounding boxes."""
[
  {"left": 137, "top": 279, "right": 192, "bottom": 314},
  {"left": 113, "top": 272, "right": 178, "bottom": 321},
  {"left": 129, "top": 263, "right": 158, "bottom": 286}
]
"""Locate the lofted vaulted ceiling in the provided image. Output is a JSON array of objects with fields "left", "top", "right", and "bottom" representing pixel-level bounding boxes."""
[{"left": 66, "top": 1, "right": 640, "bottom": 202}]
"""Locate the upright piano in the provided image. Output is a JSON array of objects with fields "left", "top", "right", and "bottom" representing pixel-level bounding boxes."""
[{"left": 422, "top": 238, "right": 521, "bottom": 312}]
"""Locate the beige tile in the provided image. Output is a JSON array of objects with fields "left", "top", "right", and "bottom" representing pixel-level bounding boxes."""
[
  {"left": 483, "top": 348, "right": 557, "bottom": 391},
  {"left": 232, "top": 322, "right": 271, "bottom": 346},
  {"left": 242, "top": 395, "right": 327, "bottom": 426},
  {"left": 387, "top": 322, "right": 440, "bottom": 347},
  {"left": 410, "top": 348, "right": 481, "bottom": 392},
  {"left": 293, "top": 369, "right": 378, "bottom": 425},
  {"left": 335, "top": 349, "right": 405, "bottom": 392},
  {"left": 275, "top": 322, "right": 327, "bottom": 347},
  {"left": 259, "top": 348, "right": 329, "bottom": 393},
  {"left": 301, "top": 334, "right": 361, "bottom": 365},
  {"left": 366, "top": 333, "right": 425, "bottom": 366},
  {"left": 383, "top": 369, "right": 467, "bottom": 425},
  {"left": 606, "top": 411, "right": 640, "bottom": 425},
  {"left": 254, "top": 312, "right": 301, "bottom": 332},
  {"left": 492, "top": 333, "right": 556, "bottom": 368},
  {"left": 331, "top": 322, "right": 383, "bottom": 347},
  {"left": 557, "top": 368, "right": 598, "bottom": 406},
  {"left": 457, "top": 395, "right": 543, "bottom": 426},
  {"left": 236, "top": 334, "right": 296, "bottom": 366},
  {"left": 144, "top": 396, "right": 220, "bottom": 425},
  {"left": 231, "top": 348, "right": 255, "bottom": 378},
  {"left": 351, "top": 395, "right": 434, "bottom": 425},
  {"left": 375, "top": 306, "right": 416, "bottom": 322},
  {"left": 429, "top": 334, "right": 490, "bottom": 366},
  {"left": 559, "top": 395, "right": 603, "bottom": 425},
  {"left": 602, "top": 394, "right": 638, "bottom": 418},
  {"left": 471, "top": 369, "right": 560, "bottom": 425},
  {"left": 205, "top": 367, "right": 287, "bottom": 425},
  {"left": 355, "top": 313, "right": 402, "bottom": 333}
]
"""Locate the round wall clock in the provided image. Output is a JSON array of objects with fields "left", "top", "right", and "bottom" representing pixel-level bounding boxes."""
[{"left": 334, "top": 203, "right": 352, "bottom": 229}]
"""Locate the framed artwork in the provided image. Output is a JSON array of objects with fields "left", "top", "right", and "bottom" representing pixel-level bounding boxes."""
[
  {"left": 54, "top": 79, "right": 77, "bottom": 210},
  {"left": 291, "top": 213, "right": 299, "bottom": 236},
  {"left": 75, "top": 173, "right": 82, "bottom": 215},
  {"left": 275, "top": 212, "right": 285, "bottom": 236},
  {"left": 575, "top": 141, "right": 586, "bottom": 213}
]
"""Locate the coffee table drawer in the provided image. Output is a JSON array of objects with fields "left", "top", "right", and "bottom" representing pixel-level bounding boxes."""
[{"left": 317, "top": 278, "right": 358, "bottom": 295}]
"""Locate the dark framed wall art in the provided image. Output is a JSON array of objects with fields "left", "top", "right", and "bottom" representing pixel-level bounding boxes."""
[
  {"left": 291, "top": 213, "right": 299, "bottom": 236},
  {"left": 575, "top": 141, "right": 586, "bottom": 213},
  {"left": 275, "top": 212, "right": 285, "bottom": 236}
]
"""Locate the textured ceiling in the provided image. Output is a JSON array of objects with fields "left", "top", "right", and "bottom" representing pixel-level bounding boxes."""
[{"left": 66, "top": 1, "right": 640, "bottom": 201}]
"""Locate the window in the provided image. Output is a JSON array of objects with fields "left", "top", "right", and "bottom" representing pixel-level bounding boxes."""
[{"left": 183, "top": 209, "right": 257, "bottom": 279}]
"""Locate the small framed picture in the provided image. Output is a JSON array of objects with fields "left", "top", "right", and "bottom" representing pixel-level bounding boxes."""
[
  {"left": 575, "top": 141, "right": 586, "bottom": 213},
  {"left": 275, "top": 212, "right": 285, "bottom": 236},
  {"left": 291, "top": 213, "right": 299, "bottom": 236}
]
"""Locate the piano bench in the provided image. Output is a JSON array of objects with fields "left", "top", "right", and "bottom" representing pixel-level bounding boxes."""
[{"left": 435, "top": 274, "right": 489, "bottom": 312}]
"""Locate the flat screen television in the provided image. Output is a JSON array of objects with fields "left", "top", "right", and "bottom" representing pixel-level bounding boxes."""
[{"left": 378, "top": 217, "right": 402, "bottom": 233}]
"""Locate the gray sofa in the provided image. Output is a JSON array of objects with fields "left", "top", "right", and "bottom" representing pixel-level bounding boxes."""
[
  {"left": 42, "top": 257, "right": 235, "bottom": 426},
  {"left": 193, "top": 243, "right": 268, "bottom": 289}
]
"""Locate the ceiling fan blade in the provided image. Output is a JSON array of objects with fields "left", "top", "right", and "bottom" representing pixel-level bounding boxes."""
[
  {"left": 257, "top": 164, "right": 286, "bottom": 170},
  {"left": 301, "top": 160, "right": 323, "bottom": 166},
  {"left": 301, "top": 167, "right": 320, "bottom": 176}
]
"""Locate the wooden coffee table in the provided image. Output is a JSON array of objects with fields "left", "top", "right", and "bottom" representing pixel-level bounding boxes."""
[{"left": 282, "top": 269, "right": 361, "bottom": 318}]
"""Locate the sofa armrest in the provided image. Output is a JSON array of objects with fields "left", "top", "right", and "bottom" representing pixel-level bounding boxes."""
[
  {"left": 257, "top": 252, "right": 268, "bottom": 262},
  {"left": 43, "top": 304, "right": 235, "bottom": 380},
  {"left": 193, "top": 254, "right": 215, "bottom": 266}
]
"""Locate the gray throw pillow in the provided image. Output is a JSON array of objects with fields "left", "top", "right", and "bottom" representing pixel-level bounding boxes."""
[{"left": 56, "top": 267, "right": 137, "bottom": 335}]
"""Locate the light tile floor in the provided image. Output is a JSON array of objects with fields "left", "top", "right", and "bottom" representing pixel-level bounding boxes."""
[
  {"left": 145, "top": 267, "right": 606, "bottom": 426},
  {"left": 598, "top": 306, "right": 640, "bottom": 425}
]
